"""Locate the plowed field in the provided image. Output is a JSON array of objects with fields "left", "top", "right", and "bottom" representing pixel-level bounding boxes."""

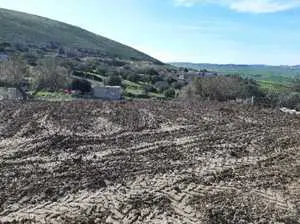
[{"left": 0, "top": 100, "right": 299, "bottom": 223}]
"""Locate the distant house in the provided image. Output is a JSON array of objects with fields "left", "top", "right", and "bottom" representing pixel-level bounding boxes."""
[
  {"left": 92, "top": 86, "right": 122, "bottom": 100},
  {"left": 0, "top": 53, "right": 8, "bottom": 61},
  {"left": 0, "top": 87, "right": 23, "bottom": 100}
]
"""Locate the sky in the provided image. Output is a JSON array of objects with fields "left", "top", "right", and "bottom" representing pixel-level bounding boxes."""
[{"left": 0, "top": 0, "right": 300, "bottom": 65}]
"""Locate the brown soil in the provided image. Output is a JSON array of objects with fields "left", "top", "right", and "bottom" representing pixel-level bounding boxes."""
[{"left": 0, "top": 100, "right": 299, "bottom": 223}]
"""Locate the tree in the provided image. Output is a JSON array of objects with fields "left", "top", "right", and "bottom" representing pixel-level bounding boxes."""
[
  {"left": 292, "top": 78, "right": 300, "bottom": 92},
  {"left": 0, "top": 56, "right": 29, "bottom": 100},
  {"left": 143, "top": 85, "right": 156, "bottom": 94},
  {"left": 155, "top": 81, "right": 170, "bottom": 93},
  {"left": 127, "top": 73, "right": 140, "bottom": 82},
  {"left": 0, "top": 56, "right": 27, "bottom": 86},
  {"left": 105, "top": 75, "right": 122, "bottom": 86},
  {"left": 171, "top": 80, "right": 186, "bottom": 90},
  {"left": 71, "top": 79, "right": 91, "bottom": 93},
  {"left": 150, "top": 75, "right": 163, "bottom": 84},
  {"left": 32, "top": 58, "right": 70, "bottom": 93},
  {"left": 183, "top": 75, "right": 264, "bottom": 102},
  {"left": 164, "top": 88, "right": 176, "bottom": 98},
  {"left": 145, "top": 68, "right": 159, "bottom": 76}
]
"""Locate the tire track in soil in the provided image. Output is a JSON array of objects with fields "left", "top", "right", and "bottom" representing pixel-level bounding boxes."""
[{"left": 0, "top": 100, "right": 299, "bottom": 223}]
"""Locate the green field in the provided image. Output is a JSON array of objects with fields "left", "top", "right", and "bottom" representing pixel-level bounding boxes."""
[{"left": 172, "top": 62, "right": 300, "bottom": 93}]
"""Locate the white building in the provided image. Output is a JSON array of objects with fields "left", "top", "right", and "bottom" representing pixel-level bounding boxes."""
[
  {"left": 0, "top": 87, "right": 23, "bottom": 100},
  {"left": 92, "top": 86, "right": 122, "bottom": 100},
  {"left": 0, "top": 53, "right": 8, "bottom": 61}
]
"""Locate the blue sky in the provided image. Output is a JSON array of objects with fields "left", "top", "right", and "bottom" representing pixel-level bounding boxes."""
[{"left": 0, "top": 0, "right": 300, "bottom": 65}]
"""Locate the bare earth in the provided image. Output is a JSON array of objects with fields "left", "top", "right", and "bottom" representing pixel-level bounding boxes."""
[{"left": 0, "top": 100, "right": 299, "bottom": 224}]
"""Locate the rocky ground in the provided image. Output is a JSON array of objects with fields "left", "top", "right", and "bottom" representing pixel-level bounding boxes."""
[{"left": 0, "top": 100, "right": 299, "bottom": 223}]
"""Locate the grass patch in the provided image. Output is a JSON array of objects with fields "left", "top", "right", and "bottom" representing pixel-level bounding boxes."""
[
  {"left": 35, "top": 91, "right": 72, "bottom": 101},
  {"left": 258, "top": 80, "right": 291, "bottom": 93}
]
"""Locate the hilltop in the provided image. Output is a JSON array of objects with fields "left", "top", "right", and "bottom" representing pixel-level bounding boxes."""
[{"left": 0, "top": 8, "right": 159, "bottom": 63}]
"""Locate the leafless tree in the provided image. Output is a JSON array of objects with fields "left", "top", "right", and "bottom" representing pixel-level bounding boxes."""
[
  {"left": 0, "top": 56, "right": 29, "bottom": 100},
  {"left": 0, "top": 56, "right": 28, "bottom": 86},
  {"left": 32, "top": 58, "right": 70, "bottom": 94}
]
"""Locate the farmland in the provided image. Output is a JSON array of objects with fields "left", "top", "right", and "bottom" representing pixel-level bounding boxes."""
[{"left": 0, "top": 100, "right": 299, "bottom": 223}]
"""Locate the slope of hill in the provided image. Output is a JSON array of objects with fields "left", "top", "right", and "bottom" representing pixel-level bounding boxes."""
[{"left": 0, "top": 8, "right": 160, "bottom": 62}]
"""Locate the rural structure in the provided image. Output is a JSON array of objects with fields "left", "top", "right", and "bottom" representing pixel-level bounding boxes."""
[
  {"left": 0, "top": 53, "right": 8, "bottom": 61},
  {"left": 92, "top": 86, "right": 122, "bottom": 100},
  {"left": 0, "top": 87, "right": 23, "bottom": 100}
]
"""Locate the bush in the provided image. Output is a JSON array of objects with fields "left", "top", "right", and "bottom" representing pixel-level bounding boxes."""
[
  {"left": 184, "top": 75, "right": 264, "bottom": 102},
  {"left": 165, "top": 76, "right": 177, "bottom": 85},
  {"left": 259, "top": 93, "right": 300, "bottom": 109},
  {"left": 150, "top": 75, "right": 164, "bottom": 84},
  {"left": 143, "top": 85, "right": 156, "bottom": 94},
  {"left": 127, "top": 73, "right": 141, "bottom": 82},
  {"left": 164, "top": 88, "right": 176, "bottom": 98},
  {"left": 145, "top": 68, "right": 159, "bottom": 76},
  {"left": 106, "top": 75, "right": 122, "bottom": 86},
  {"left": 292, "top": 78, "right": 300, "bottom": 92},
  {"left": 155, "top": 81, "right": 170, "bottom": 93},
  {"left": 172, "top": 80, "right": 186, "bottom": 90},
  {"left": 71, "top": 79, "right": 91, "bottom": 93},
  {"left": 278, "top": 93, "right": 300, "bottom": 109}
]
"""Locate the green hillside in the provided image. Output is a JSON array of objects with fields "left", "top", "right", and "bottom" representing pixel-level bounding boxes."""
[{"left": 0, "top": 8, "right": 160, "bottom": 62}]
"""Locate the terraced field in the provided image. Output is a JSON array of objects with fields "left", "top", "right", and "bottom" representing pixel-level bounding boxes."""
[{"left": 0, "top": 100, "right": 299, "bottom": 223}]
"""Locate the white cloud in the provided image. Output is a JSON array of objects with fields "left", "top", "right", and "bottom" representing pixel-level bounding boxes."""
[{"left": 174, "top": 0, "right": 300, "bottom": 13}]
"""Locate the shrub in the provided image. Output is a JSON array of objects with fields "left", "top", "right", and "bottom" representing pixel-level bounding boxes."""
[
  {"left": 165, "top": 76, "right": 176, "bottom": 84},
  {"left": 145, "top": 68, "right": 159, "bottom": 76},
  {"left": 150, "top": 75, "right": 164, "bottom": 84},
  {"left": 143, "top": 85, "right": 156, "bottom": 94},
  {"left": 164, "top": 88, "right": 176, "bottom": 98},
  {"left": 292, "top": 78, "right": 300, "bottom": 92},
  {"left": 106, "top": 75, "right": 122, "bottom": 86},
  {"left": 184, "top": 75, "right": 264, "bottom": 102},
  {"left": 172, "top": 80, "right": 186, "bottom": 89},
  {"left": 71, "top": 79, "right": 91, "bottom": 93},
  {"left": 127, "top": 73, "right": 141, "bottom": 82},
  {"left": 155, "top": 81, "right": 170, "bottom": 93}
]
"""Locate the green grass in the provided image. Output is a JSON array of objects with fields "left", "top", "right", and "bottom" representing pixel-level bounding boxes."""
[
  {"left": 35, "top": 91, "right": 72, "bottom": 101},
  {"left": 148, "top": 92, "right": 165, "bottom": 98},
  {"left": 258, "top": 80, "right": 291, "bottom": 93},
  {"left": 124, "top": 87, "right": 144, "bottom": 95},
  {"left": 0, "top": 8, "right": 160, "bottom": 62},
  {"left": 122, "top": 80, "right": 142, "bottom": 89}
]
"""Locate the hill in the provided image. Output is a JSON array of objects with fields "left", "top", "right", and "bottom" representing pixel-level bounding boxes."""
[
  {"left": 0, "top": 8, "right": 191, "bottom": 100},
  {"left": 0, "top": 8, "right": 160, "bottom": 62}
]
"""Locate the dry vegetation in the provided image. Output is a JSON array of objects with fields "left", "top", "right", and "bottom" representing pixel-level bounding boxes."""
[{"left": 0, "top": 100, "right": 299, "bottom": 223}]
